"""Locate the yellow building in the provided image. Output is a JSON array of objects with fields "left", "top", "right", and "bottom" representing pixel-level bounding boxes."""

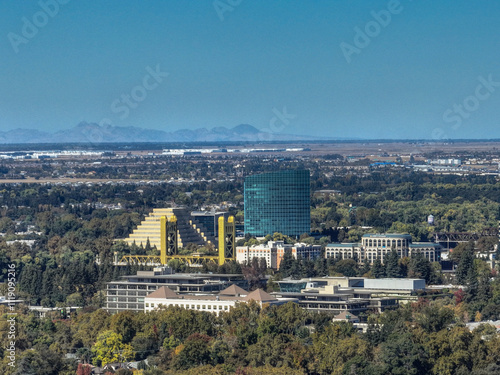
[{"left": 123, "top": 208, "right": 214, "bottom": 249}]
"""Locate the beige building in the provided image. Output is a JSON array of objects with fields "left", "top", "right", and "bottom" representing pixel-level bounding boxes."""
[
  {"left": 144, "top": 284, "right": 296, "bottom": 315},
  {"left": 236, "top": 241, "right": 321, "bottom": 269},
  {"left": 325, "top": 234, "right": 441, "bottom": 264}
]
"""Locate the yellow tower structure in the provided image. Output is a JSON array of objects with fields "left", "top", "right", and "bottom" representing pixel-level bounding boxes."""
[
  {"left": 120, "top": 214, "right": 235, "bottom": 266},
  {"left": 160, "top": 215, "right": 178, "bottom": 264},
  {"left": 218, "top": 216, "right": 236, "bottom": 265}
]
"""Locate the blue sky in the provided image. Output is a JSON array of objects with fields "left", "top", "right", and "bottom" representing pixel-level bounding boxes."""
[{"left": 1, "top": 0, "right": 500, "bottom": 139}]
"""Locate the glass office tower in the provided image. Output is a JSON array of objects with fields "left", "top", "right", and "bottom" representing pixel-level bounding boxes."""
[{"left": 244, "top": 170, "right": 310, "bottom": 237}]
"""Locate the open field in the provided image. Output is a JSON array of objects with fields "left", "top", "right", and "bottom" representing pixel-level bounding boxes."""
[{"left": 0, "top": 178, "right": 165, "bottom": 184}]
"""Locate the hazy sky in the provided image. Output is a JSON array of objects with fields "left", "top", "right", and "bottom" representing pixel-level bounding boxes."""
[{"left": 2, "top": 0, "right": 500, "bottom": 139}]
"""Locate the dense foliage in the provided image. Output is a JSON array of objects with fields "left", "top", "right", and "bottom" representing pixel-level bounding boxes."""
[
  {"left": 1, "top": 155, "right": 500, "bottom": 373},
  {"left": 2, "top": 293, "right": 500, "bottom": 375}
]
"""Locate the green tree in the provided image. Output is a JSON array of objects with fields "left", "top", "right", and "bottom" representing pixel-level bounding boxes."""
[
  {"left": 331, "top": 259, "right": 358, "bottom": 277},
  {"left": 408, "top": 253, "right": 432, "bottom": 283},
  {"left": 372, "top": 257, "right": 385, "bottom": 278},
  {"left": 14, "top": 348, "right": 69, "bottom": 375},
  {"left": 313, "top": 323, "right": 371, "bottom": 375},
  {"left": 385, "top": 250, "right": 402, "bottom": 278},
  {"left": 425, "top": 326, "right": 474, "bottom": 375},
  {"left": 279, "top": 249, "right": 295, "bottom": 278},
  {"left": 172, "top": 333, "right": 212, "bottom": 370},
  {"left": 110, "top": 310, "right": 137, "bottom": 343},
  {"left": 91, "top": 330, "right": 135, "bottom": 366},
  {"left": 378, "top": 332, "right": 430, "bottom": 375},
  {"left": 131, "top": 332, "right": 158, "bottom": 360},
  {"left": 455, "top": 242, "right": 475, "bottom": 285}
]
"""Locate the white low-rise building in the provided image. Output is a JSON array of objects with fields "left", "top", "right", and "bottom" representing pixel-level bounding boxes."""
[
  {"left": 145, "top": 284, "right": 297, "bottom": 315},
  {"left": 325, "top": 233, "right": 441, "bottom": 264}
]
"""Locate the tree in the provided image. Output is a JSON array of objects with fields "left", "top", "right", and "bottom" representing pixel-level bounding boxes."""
[
  {"left": 279, "top": 249, "right": 295, "bottom": 277},
  {"left": 241, "top": 257, "right": 267, "bottom": 289},
  {"left": 131, "top": 332, "right": 158, "bottom": 360},
  {"left": 76, "top": 363, "right": 92, "bottom": 375},
  {"left": 378, "top": 332, "right": 430, "bottom": 375},
  {"left": 385, "top": 249, "right": 402, "bottom": 278},
  {"left": 14, "top": 348, "right": 68, "bottom": 375},
  {"left": 313, "top": 324, "right": 372, "bottom": 375},
  {"left": 414, "top": 304, "right": 454, "bottom": 333},
  {"left": 314, "top": 257, "right": 328, "bottom": 276},
  {"left": 221, "top": 300, "right": 261, "bottom": 349},
  {"left": 425, "top": 326, "right": 475, "bottom": 375},
  {"left": 76, "top": 347, "right": 93, "bottom": 364},
  {"left": 258, "top": 302, "right": 308, "bottom": 337},
  {"left": 372, "top": 257, "right": 385, "bottom": 278},
  {"left": 331, "top": 259, "right": 358, "bottom": 277},
  {"left": 91, "top": 330, "right": 135, "bottom": 366},
  {"left": 66, "top": 292, "right": 84, "bottom": 307},
  {"left": 455, "top": 242, "right": 475, "bottom": 285},
  {"left": 172, "top": 333, "right": 212, "bottom": 370},
  {"left": 110, "top": 310, "right": 137, "bottom": 343},
  {"left": 408, "top": 253, "right": 432, "bottom": 283}
]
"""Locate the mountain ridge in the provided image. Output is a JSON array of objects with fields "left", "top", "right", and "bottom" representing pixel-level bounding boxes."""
[{"left": 0, "top": 123, "right": 325, "bottom": 144}]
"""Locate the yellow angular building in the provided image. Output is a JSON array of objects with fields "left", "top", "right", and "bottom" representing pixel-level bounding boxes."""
[{"left": 123, "top": 208, "right": 215, "bottom": 249}]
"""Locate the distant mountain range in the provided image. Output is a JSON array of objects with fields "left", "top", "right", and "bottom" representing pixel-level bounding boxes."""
[{"left": 0, "top": 123, "right": 326, "bottom": 144}]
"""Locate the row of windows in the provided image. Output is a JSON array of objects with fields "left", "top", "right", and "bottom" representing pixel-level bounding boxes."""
[
  {"left": 108, "top": 291, "right": 148, "bottom": 297},
  {"left": 146, "top": 302, "right": 231, "bottom": 311},
  {"left": 327, "top": 251, "right": 438, "bottom": 262},
  {"left": 362, "top": 239, "right": 409, "bottom": 247},
  {"left": 106, "top": 303, "right": 141, "bottom": 310},
  {"left": 108, "top": 284, "right": 150, "bottom": 290},
  {"left": 301, "top": 303, "right": 365, "bottom": 310},
  {"left": 107, "top": 297, "right": 145, "bottom": 303}
]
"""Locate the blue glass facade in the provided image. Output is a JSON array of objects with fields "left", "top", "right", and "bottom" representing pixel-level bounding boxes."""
[{"left": 244, "top": 170, "right": 310, "bottom": 237}]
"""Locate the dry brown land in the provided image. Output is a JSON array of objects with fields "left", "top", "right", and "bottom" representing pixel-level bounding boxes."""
[
  {"left": 248, "top": 141, "right": 500, "bottom": 156},
  {"left": 0, "top": 178, "right": 163, "bottom": 184}
]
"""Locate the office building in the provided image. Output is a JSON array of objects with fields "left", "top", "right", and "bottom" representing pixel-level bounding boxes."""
[
  {"left": 325, "top": 233, "right": 441, "bottom": 264},
  {"left": 190, "top": 211, "right": 229, "bottom": 238},
  {"left": 236, "top": 240, "right": 321, "bottom": 269},
  {"left": 144, "top": 285, "right": 296, "bottom": 316},
  {"left": 273, "top": 276, "right": 425, "bottom": 316},
  {"left": 104, "top": 267, "right": 247, "bottom": 314},
  {"left": 273, "top": 279, "right": 398, "bottom": 316},
  {"left": 244, "top": 170, "right": 310, "bottom": 237}
]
